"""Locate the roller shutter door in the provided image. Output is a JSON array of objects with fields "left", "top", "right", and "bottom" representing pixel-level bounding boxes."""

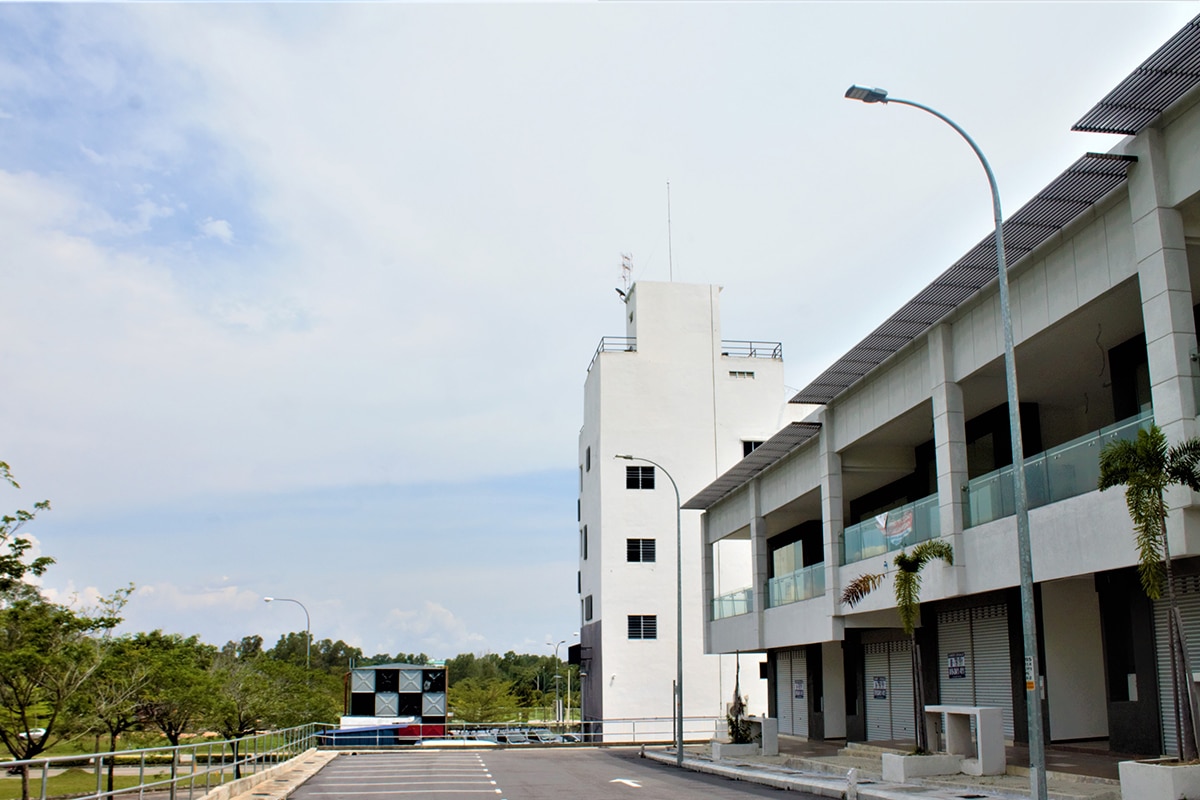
[
  {"left": 1154, "top": 575, "right": 1200, "bottom": 755},
  {"left": 937, "top": 604, "right": 1014, "bottom": 739},
  {"left": 774, "top": 650, "right": 809, "bottom": 736},
  {"left": 865, "top": 640, "right": 913, "bottom": 741},
  {"left": 776, "top": 651, "right": 794, "bottom": 735}
]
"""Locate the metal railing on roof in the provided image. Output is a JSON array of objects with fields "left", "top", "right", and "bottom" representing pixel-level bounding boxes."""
[
  {"left": 586, "top": 336, "right": 636, "bottom": 373},
  {"left": 721, "top": 340, "right": 783, "bottom": 359}
]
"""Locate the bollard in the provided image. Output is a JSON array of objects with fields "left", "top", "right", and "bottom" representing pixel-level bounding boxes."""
[{"left": 845, "top": 767, "right": 859, "bottom": 800}]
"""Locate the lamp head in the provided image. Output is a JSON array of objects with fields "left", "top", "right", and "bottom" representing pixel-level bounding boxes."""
[
  {"left": 263, "top": 597, "right": 274, "bottom": 603},
  {"left": 845, "top": 85, "right": 889, "bottom": 104},
  {"left": 614, "top": 454, "right": 633, "bottom": 460}
]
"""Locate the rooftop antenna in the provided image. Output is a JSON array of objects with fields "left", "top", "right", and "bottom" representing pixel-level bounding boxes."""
[
  {"left": 666, "top": 181, "right": 674, "bottom": 282},
  {"left": 615, "top": 253, "right": 632, "bottom": 303}
]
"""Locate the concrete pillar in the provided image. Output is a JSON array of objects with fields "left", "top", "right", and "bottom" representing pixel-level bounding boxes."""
[
  {"left": 749, "top": 479, "right": 769, "bottom": 649},
  {"left": 702, "top": 513, "right": 715, "bottom": 655},
  {"left": 818, "top": 407, "right": 845, "bottom": 608},
  {"left": 1126, "top": 127, "right": 1200, "bottom": 549},
  {"left": 928, "top": 323, "right": 969, "bottom": 594}
]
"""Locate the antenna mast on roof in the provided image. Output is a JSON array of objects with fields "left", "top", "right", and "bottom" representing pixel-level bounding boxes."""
[
  {"left": 666, "top": 181, "right": 674, "bottom": 282},
  {"left": 615, "top": 253, "right": 632, "bottom": 303}
]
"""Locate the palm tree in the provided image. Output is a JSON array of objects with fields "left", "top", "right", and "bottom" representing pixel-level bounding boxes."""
[
  {"left": 1099, "top": 423, "right": 1200, "bottom": 761},
  {"left": 841, "top": 538, "right": 954, "bottom": 753}
]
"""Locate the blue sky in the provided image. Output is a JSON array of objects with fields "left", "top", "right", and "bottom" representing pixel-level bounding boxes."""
[{"left": 1, "top": 3, "right": 1196, "bottom": 658}]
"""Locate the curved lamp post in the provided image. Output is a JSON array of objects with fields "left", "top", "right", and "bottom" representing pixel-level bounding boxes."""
[
  {"left": 264, "top": 596, "right": 311, "bottom": 671},
  {"left": 547, "top": 638, "right": 566, "bottom": 724},
  {"left": 616, "top": 454, "right": 683, "bottom": 768},
  {"left": 844, "top": 85, "right": 1045, "bottom": 800}
]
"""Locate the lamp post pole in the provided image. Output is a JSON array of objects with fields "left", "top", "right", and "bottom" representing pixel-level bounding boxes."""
[
  {"left": 844, "top": 85, "right": 1045, "bottom": 800},
  {"left": 616, "top": 454, "right": 684, "bottom": 768},
  {"left": 263, "top": 596, "right": 311, "bottom": 671},
  {"left": 547, "top": 639, "right": 566, "bottom": 725}
]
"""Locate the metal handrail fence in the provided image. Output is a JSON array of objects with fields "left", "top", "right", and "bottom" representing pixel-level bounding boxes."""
[
  {"left": 319, "top": 716, "right": 724, "bottom": 747},
  {"left": 0, "top": 722, "right": 333, "bottom": 800}
]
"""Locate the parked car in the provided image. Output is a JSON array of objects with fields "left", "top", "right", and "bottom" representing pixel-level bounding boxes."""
[{"left": 496, "top": 731, "right": 530, "bottom": 745}]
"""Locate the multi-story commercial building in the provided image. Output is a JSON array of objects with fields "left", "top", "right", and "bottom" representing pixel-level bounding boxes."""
[
  {"left": 690, "top": 14, "right": 1200, "bottom": 755},
  {"left": 577, "top": 280, "right": 813, "bottom": 738}
]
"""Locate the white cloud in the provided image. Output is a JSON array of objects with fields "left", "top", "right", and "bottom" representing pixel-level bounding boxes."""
[{"left": 199, "top": 216, "right": 233, "bottom": 243}]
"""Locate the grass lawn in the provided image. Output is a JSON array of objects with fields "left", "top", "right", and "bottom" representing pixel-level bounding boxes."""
[{"left": 0, "top": 767, "right": 236, "bottom": 800}]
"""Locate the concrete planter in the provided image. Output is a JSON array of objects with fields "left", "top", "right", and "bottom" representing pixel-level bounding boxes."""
[
  {"left": 1119, "top": 758, "right": 1200, "bottom": 800},
  {"left": 711, "top": 740, "right": 759, "bottom": 760},
  {"left": 881, "top": 752, "right": 962, "bottom": 782}
]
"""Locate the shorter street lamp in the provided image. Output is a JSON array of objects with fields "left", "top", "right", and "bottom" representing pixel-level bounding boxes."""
[
  {"left": 264, "top": 596, "right": 311, "bottom": 670},
  {"left": 547, "top": 638, "right": 566, "bottom": 724}
]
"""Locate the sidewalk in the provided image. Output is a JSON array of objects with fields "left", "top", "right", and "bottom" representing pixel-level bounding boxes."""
[{"left": 642, "top": 740, "right": 1124, "bottom": 800}]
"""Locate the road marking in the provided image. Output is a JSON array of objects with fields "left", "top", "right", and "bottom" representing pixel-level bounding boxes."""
[{"left": 610, "top": 778, "right": 642, "bottom": 788}]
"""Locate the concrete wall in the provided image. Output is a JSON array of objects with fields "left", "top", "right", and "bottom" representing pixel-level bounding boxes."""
[{"left": 1042, "top": 577, "right": 1109, "bottom": 741}]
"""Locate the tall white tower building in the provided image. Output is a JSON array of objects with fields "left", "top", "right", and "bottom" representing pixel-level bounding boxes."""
[{"left": 577, "top": 280, "right": 808, "bottom": 738}]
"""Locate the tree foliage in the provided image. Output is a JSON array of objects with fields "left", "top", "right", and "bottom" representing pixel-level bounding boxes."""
[
  {"left": 1099, "top": 423, "right": 1200, "bottom": 761},
  {"left": 448, "top": 678, "right": 521, "bottom": 723}
]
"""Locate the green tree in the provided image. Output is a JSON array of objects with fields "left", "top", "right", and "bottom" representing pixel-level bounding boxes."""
[
  {"left": 0, "top": 462, "right": 53, "bottom": 598},
  {"left": 74, "top": 636, "right": 151, "bottom": 795},
  {"left": 207, "top": 653, "right": 283, "bottom": 779},
  {"left": 1099, "top": 423, "right": 1200, "bottom": 761},
  {"left": 448, "top": 678, "right": 520, "bottom": 723},
  {"left": 841, "top": 539, "right": 954, "bottom": 753},
  {"left": 0, "top": 597, "right": 123, "bottom": 800}
]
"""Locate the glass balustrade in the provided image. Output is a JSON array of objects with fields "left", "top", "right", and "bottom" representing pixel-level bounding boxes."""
[
  {"left": 712, "top": 587, "right": 754, "bottom": 620},
  {"left": 840, "top": 493, "right": 941, "bottom": 565},
  {"left": 767, "top": 562, "right": 826, "bottom": 608},
  {"left": 964, "top": 409, "right": 1153, "bottom": 528}
]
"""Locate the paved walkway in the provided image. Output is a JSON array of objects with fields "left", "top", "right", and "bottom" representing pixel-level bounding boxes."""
[{"left": 644, "top": 736, "right": 1126, "bottom": 800}]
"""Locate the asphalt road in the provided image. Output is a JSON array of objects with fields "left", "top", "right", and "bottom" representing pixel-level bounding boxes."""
[{"left": 289, "top": 748, "right": 819, "bottom": 799}]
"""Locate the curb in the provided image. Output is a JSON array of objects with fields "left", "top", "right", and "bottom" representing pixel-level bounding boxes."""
[{"left": 200, "top": 749, "right": 338, "bottom": 800}]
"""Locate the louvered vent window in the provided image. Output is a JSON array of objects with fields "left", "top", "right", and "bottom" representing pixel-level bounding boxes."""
[
  {"left": 626, "top": 538, "right": 656, "bottom": 563},
  {"left": 625, "top": 465, "right": 655, "bottom": 490},
  {"left": 628, "top": 614, "right": 657, "bottom": 640}
]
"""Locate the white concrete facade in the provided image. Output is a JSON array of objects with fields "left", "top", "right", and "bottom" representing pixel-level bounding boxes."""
[
  {"left": 695, "top": 19, "right": 1200, "bottom": 754},
  {"left": 577, "top": 281, "right": 811, "bottom": 736}
]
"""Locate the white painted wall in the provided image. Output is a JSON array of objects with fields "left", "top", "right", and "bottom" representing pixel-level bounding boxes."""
[{"left": 579, "top": 281, "right": 791, "bottom": 725}]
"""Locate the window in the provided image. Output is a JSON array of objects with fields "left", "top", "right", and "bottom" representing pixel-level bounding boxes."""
[
  {"left": 743, "top": 440, "right": 764, "bottom": 457},
  {"left": 626, "top": 465, "right": 655, "bottom": 490},
  {"left": 581, "top": 525, "right": 588, "bottom": 560},
  {"left": 586, "top": 447, "right": 591, "bottom": 472},
  {"left": 729, "top": 370, "right": 755, "bottom": 379},
  {"left": 626, "top": 538, "right": 656, "bottom": 562},
  {"left": 584, "top": 595, "right": 593, "bottom": 621},
  {"left": 627, "top": 614, "right": 657, "bottom": 640}
]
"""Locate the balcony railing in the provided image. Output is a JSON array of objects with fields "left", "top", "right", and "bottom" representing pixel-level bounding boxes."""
[
  {"left": 721, "top": 340, "right": 783, "bottom": 360},
  {"left": 712, "top": 587, "right": 754, "bottom": 619},
  {"left": 767, "top": 562, "right": 826, "bottom": 607},
  {"left": 586, "top": 336, "right": 637, "bottom": 373},
  {"left": 964, "top": 409, "right": 1153, "bottom": 528},
  {"left": 840, "top": 493, "right": 941, "bottom": 565}
]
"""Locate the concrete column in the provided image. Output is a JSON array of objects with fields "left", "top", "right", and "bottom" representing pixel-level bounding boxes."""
[
  {"left": 702, "top": 513, "right": 715, "bottom": 655},
  {"left": 1128, "top": 127, "right": 1197, "bottom": 440},
  {"left": 1126, "top": 127, "right": 1200, "bottom": 550},
  {"left": 818, "top": 407, "right": 845, "bottom": 627},
  {"left": 928, "top": 323, "right": 969, "bottom": 594},
  {"left": 749, "top": 479, "right": 769, "bottom": 649}
]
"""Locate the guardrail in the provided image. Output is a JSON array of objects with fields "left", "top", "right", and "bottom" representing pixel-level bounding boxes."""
[
  {"left": 0, "top": 723, "right": 333, "bottom": 800},
  {"left": 317, "top": 716, "right": 723, "bottom": 747}
]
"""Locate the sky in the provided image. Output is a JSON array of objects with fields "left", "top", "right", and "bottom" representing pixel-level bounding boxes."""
[{"left": 1, "top": 2, "right": 1196, "bottom": 660}]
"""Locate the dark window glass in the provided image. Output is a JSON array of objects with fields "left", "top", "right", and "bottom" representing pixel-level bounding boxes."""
[
  {"left": 626, "top": 538, "right": 656, "bottom": 562},
  {"left": 625, "top": 465, "right": 655, "bottom": 490},
  {"left": 627, "top": 614, "right": 657, "bottom": 640}
]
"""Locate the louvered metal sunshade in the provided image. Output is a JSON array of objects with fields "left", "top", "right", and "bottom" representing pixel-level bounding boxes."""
[
  {"left": 790, "top": 152, "right": 1137, "bottom": 406},
  {"left": 1073, "top": 12, "right": 1200, "bottom": 135},
  {"left": 683, "top": 422, "right": 821, "bottom": 510}
]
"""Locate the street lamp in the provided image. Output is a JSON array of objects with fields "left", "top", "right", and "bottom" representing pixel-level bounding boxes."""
[
  {"left": 264, "top": 596, "right": 311, "bottom": 671},
  {"left": 615, "top": 454, "right": 684, "bottom": 768},
  {"left": 547, "top": 638, "right": 566, "bottom": 725},
  {"left": 844, "top": 85, "right": 1046, "bottom": 800}
]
